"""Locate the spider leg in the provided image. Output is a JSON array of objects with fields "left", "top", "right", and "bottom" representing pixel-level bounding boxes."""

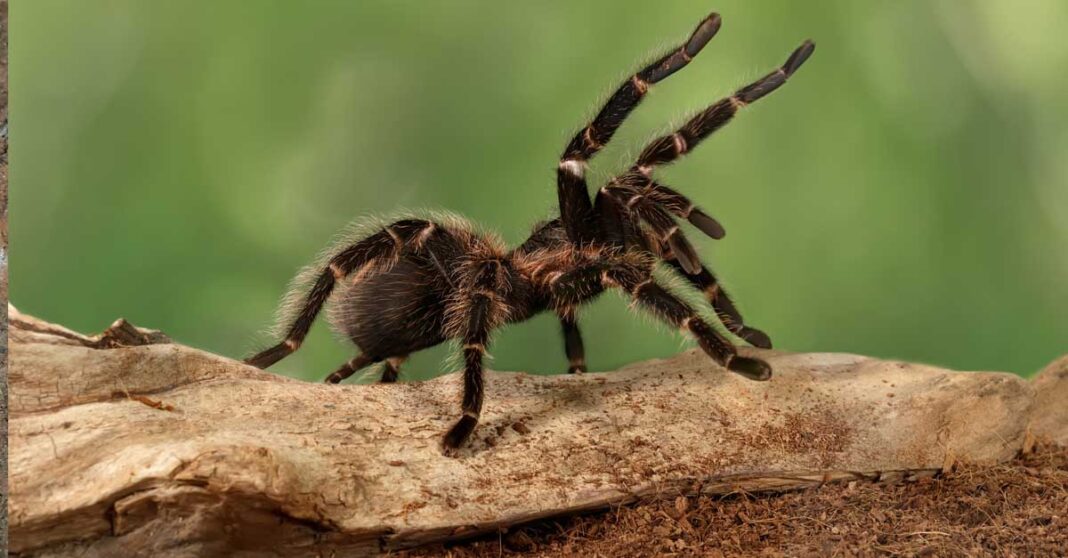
[
  {"left": 324, "top": 353, "right": 378, "bottom": 384},
  {"left": 630, "top": 40, "right": 814, "bottom": 175},
  {"left": 610, "top": 272, "right": 770, "bottom": 381},
  {"left": 442, "top": 337, "right": 487, "bottom": 451},
  {"left": 644, "top": 181, "right": 725, "bottom": 239},
  {"left": 610, "top": 173, "right": 725, "bottom": 240},
  {"left": 602, "top": 183, "right": 703, "bottom": 274},
  {"left": 662, "top": 258, "right": 772, "bottom": 349},
  {"left": 379, "top": 355, "right": 407, "bottom": 383},
  {"left": 558, "top": 12, "right": 722, "bottom": 244},
  {"left": 594, "top": 184, "right": 645, "bottom": 251},
  {"left": 594, "top": 183, "right": 770, "bottom": 347},
  {"left": 244, "top": 219, "right": 434, "bottom": 369},
  {"left": 550, "top": 261, "right": 771, "bottom": 381},
  {"left": 442, "top": 259, "right": 507, "bottom": 451},
  {"left": 592, "top": 39, "right": 815, "bottom": 285},
  {"left": 593, "top": 41, "right": 814, "bottom": 273},
  {"left": 559, "top": 313, "right": 587, "bottom": 373}
]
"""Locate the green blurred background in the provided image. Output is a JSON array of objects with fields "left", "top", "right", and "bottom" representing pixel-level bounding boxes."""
[{"left": 12, "top": 1, "right": 1067, "bottom": 381}]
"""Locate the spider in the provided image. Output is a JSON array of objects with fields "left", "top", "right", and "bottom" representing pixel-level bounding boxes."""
[{"left": 245, "top": 11, "right": 814, "bottom": 451}]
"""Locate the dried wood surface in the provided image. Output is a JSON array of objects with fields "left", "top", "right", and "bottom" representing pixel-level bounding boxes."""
[{"left": 7, "top": 307, "right": 1065, "bottom": 557}]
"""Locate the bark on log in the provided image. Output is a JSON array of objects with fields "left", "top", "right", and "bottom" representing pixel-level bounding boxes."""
[
  {"left": 1033, "top": 354, "right": 1068, "bottom": 446},
  {"left": 7, "top": 307, "right": 1065, "bottom": 557}
]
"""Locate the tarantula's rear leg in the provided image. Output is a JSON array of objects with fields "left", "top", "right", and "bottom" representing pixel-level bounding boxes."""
[
  {"left": 558, "top": 12, "right": 722, "bottom": 243},
  {"left": 244, "top": 219, "right": 433, "bottom": 369},
  {"left": 325, "top": 354, "right": 377, "bottom": 384},
  {"left": 322, "top": 354, "right": 407, "bottom": 384},
  {"left": 559, "top": 314, "right": 587, "bottom": 373}
]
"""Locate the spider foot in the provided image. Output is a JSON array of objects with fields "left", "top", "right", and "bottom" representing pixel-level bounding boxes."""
[
  {"left": 442, "top": 415, "right": 479, "bottom": 455},
  {"left": 568, "top": 364, "right": 587, "bottom": 374},
  {"left": 738, "top": 326, "right": 773, "bottom": 349},
  {"left": 243, "top": 342, "right": 292, "bottom": 370},
  {"left": 728, "top": 355, "right": 772, "bottom": 381}
]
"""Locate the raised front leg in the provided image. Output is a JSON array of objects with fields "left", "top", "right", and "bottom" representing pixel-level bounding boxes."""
[
  {"left": 598, "top": 40, "right": 816, "bottom": 272},
  {"left": 557, "top": 12, "right": 723, "bottom": 244},
  {"left": 628, "top": 40, "right": 814, "bottom": 176}
]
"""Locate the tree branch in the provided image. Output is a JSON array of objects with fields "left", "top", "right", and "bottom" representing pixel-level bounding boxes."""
[{"left": 7, "top": 307, "right": 1065, "bottom": 556}]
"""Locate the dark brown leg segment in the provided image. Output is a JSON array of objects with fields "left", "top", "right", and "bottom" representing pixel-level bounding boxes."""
[
  {"left": 612, "top": 273, "right": 771, "bottom": 381},
  {"left": 559, "top": 314, "right": 587, "bottom": 373},
  {"left": 379, "top": 356, "right": 407, "bottom": 383},
  {"left": 324, "top": 353, "right": 377, "bottom": 384},
  {"left": 443, "top": 260, "right": 503, "bottom": 451},
  {"left": 663, "top": 259, "right": 772, "bottom": 349},
  {"left": 244, "top": 219, "right": 432, "bottom": 369},
  {"left": 601, "top": 184, "right": 703, "bottom": 274},
  {"left": 551, "top": 263, "right": 772, "bottom": 381},
  {"left": 558, "top": 12, "right": 723, "bottom": 244},
  {"left": 632, "top": 40, "right": 814, "bottom": 174},
  {"left": 607, "top": 174, "right": 725, "bottom": 241},
  {"left": 245, "top": 269, "right": 340, "bottom": 369}
]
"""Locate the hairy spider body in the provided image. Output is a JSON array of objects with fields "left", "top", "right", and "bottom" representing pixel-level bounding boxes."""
[{"left": 245, "top": 12, "right": 814, "bottom": 451}]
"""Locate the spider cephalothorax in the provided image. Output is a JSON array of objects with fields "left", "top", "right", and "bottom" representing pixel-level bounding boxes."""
[{"left": 245, "top": 12, "right": 814, "bottom": 451}]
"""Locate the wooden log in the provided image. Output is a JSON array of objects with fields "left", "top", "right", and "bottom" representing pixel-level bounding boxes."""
[
  {"left": 1032, "top": 354, "right": 1068, "bottom": 447},
  {"left": 7, "top": 307, "right": 1061, "bottom": 557}
]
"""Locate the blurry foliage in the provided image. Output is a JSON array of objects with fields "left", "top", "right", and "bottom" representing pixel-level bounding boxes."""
[{"left": 12, "top": 1, "right": 1068, "bottom": 381}]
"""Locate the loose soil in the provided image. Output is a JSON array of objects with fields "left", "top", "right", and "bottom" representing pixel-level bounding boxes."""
[{"left": 401, "top": 445, "right": 1067, "bottom": 557}]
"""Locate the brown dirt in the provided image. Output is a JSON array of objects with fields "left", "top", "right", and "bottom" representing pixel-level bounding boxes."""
[{"left": 400, "top": 445, "right": 1067, "bottom": 557}]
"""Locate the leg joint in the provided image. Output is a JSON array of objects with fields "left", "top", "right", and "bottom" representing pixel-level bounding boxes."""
[
  {"left": 631, "top": 278, "right": 654, "bottom": 295},
  {"left": 415, "top": 222, "right": 437, "bottom": 247},
  {"left": 672, "top": 132, "right": 688, "bottom": 154},
  {"left": 631, "top": 75, "right": 649, "bottom": 94},
  {"left": 583, "top": 126, "right": 603, "bottom": 152},
  {"left": 385, "top": 226, "right": 403, "bottom": 247},
  {"left": 559, "top": 158, "right": 587, "bottom": 178}
]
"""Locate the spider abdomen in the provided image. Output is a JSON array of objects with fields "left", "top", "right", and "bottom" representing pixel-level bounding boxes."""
[
  {"left": 328, "top": 255, "right": 448, "bottom": 358},
  {"left": 313, "top": 215, "right": 513, "bottom": 361}
]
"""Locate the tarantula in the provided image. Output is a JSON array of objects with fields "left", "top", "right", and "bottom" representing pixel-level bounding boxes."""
[{"left": 245, "top": 12, "right": 814, "bottom": 451}]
